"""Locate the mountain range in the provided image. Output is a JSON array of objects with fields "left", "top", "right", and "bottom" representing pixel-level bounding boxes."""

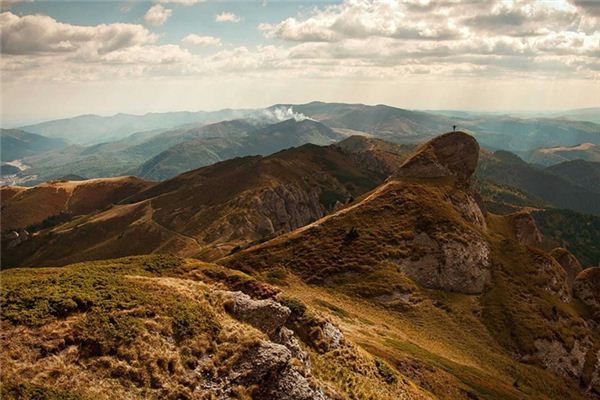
[{"left": 2, "top": 131, "right": 599, "bottom": 400}]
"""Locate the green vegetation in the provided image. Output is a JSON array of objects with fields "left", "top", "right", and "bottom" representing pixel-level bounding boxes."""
[
  {"left": 533, "top": 208, "right": 600, "bottom": 266},
  {"left": 1, "top": 383, "right": 83, "bottom": 400}
]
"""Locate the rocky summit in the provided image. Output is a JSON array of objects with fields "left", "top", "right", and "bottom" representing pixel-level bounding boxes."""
[{"left": 396, "top": 131, "right": 479, "bottom": 185}]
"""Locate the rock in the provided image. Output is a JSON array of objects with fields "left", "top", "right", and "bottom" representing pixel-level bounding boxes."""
[
  {"left": 321, "top": 322, "right": 344, "bottom": 350},
  {"left": 573, "top": 267, "right": 600, "bottom": 321},
  {"left": 396, "top": 131, "right": 479, "bottom": 185},
  {"left": 398, "top": 232, "right": 491, "bottom": 294},
  {"left": 509, "top": 212, "right": 543, "bottom": 247},
  {"left": 275, "top": 327, "right": 311, "bottom": 368},
  {"left": 533, "top": 252, "right": 571, "bottom": 302},
  {"left": 232, "top": 341, "right": 332, "bottom": 400},
  {"left": 533, "top": 339, "right": 590, "bottom": 380},
  {"left": 550, "top": 247, "right": 582, "bottom": 288},
  {"left": 220, "top": 291, "right": 291, "bottom": 336}
]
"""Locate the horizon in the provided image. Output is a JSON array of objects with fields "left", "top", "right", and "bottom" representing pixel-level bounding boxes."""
[
  {"left": 2, "top": 101, "right": 600, "bottom": 129},
  {"left": 2, "top": 0, "right": 599, "bottom": 126}
]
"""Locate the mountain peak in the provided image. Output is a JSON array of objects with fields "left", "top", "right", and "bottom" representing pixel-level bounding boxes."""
[{"left": 396, "top": 131, "right": 479, "bottom": 185}]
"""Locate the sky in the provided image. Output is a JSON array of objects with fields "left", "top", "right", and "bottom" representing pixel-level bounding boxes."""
[{"left": 0, "top": 0, "right": 599, "bottom": 126}]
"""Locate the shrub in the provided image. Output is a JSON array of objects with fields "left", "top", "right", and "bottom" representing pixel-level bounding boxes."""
[{"left": 75, "top": 311, "right": 143, "bottom": 357}]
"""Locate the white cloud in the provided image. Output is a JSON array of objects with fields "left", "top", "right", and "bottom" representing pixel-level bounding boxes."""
[
  {"left": 0, "top": 11, "right": 157, "bottom": 55},
  {"left": 144, "top": 4, "right": 172, "bottom": 26},
  {"left": 215, "top": 12, "right": 241, "bottom": 23},
  {"left": 182, "top": 34, "right": 221, "bottom": 46}
]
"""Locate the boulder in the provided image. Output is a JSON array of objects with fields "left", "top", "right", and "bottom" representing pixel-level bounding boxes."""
[
  {"left": 509, "top": 212, "right": 543, "bottom": 247},
  {"left": 396, "top": 131, "right": 479, "bottom": 185},
  {"left": 550, "top": 247, "right": 583, "bottom": 287},
  {"left": 573, "top": 267, "right": 600, "bottom": 321},
  {"left": 219, "top": 290, "right": 291, "bottom": 336}
]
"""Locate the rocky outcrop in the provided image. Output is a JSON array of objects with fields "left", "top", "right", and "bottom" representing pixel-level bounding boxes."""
[
  {"left": 397, "top": 232, "right": 491, "bottom": 294},
  {"left": 509, "top": 212, "right": 543, "bottom": 247},
  {"left": 550, "top": 247, "right": 583, "bottom": 288},
  {"left": 533, "top": 339, "right": 591, "bottom": 380},
  {"left": 216, "top": 290, "right": 335, "bottom": 399},
  {"left": 396, "top": 131, "right": 479, "bottom": 186},
  {"left": 201, "top": 340, "right": 331, "bottom": 400},
  {"left": 219, "top": 290, "right": 291, "bottom": 336},
  {"left": 574, "top": 267, "right": 600, "bottom": 322}
]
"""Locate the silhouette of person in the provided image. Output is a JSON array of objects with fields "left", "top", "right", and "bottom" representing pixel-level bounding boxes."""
[{"left": 453, "top": 125, "right": 456, "bottom": 132}]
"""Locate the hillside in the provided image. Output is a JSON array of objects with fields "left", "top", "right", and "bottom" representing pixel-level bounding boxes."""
[
  {"left": 0, "top": 129, "right": 67, "bottom": 162},
  {"left": 1, "top": 138, "right": 406, "bottom": 267},
  {"left": 133, "top": 119, "right": 343, "bottom": 181},
  {"left": 20, "top": 109, "right": 252, "bottom": 144},
  {"left": 476, "top": 150, "right": 600, "bottom": 215},
  {"left": 546, "top": 160, "right": 600, "bottom": 194},
  {"left": 528, "top": 143, "right": 600, "bottom": 166},
  {"left": 0, "top": 176, "right": 153, "bottom": 233},
  {"left": 223, "top": 132, "right": 600, "bottom": 399}
]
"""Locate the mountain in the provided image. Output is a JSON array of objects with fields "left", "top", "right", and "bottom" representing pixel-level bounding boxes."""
[
  {"left": 546, "top": 160, "right": 600, "bottom": 193},
  {"left": 0, "top": 129, "right": 67, "bottom": 162},
  {"left": 11, "top": 120, "right": 255, "bottom": 185},
  {"left": 3, "top": 132, "right": 598, "bottom": 400},
  {"left": 556, "top": 107, "right": 600, "bottom": 124},
  {"left": 273, "top": 102, "right": 453, "bottom": 142},
  {"left": 0, "top": 176, "right": 152, "bottom": 233},
  {"left": 223, "top": 132, "right": 600, "bottom": 398},
  {"left": 19, "top": 109, "right": 253, "bottom": 145},
  {"left": 527, "top": 143, "right": 600, "bottom": 165},
  {"left": 133, "top": 119, "right": 344, "bottom": 181},
  {"left": 476, "top": 150, "right": 600, "bottom": 215},
  {"left": 1, "top": 137, "right": 408, "bottom": 267}
]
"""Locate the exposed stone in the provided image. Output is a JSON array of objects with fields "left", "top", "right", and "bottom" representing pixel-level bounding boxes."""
[
  {"left": 532, "top": 251, "right": 571, "bottom": 302},
  {"left": 448, "top": 190, "right": 487, "bottom": 230},
  {"left": 397, "top": 232, "right": 491, "bottom": 294},
  {"left": 510, "top": 212, "right": 543, "bottom": 247},
  {"left": 533, "top": 339, "right": 590, "bottom": 380},
  {"left": 275, "top": 327, "right": 311, "bottom": 368},
  {"left": 219, "top": 290, "right": 291, "bottom": 336},
  {"left": 231, "top": 341, "right": 332, "bottom": 400},
  {"left": 550, "top": 247, "right": 583, "bottom": 288},
  {"left": 321, "top": 322, "right": 344, "bottom": 351},
  {"left": 574, "top": 267, "right": 600, "bottom": 322},
  {"left": 396, "top": 131, "right": 479, "bottom": 185}
]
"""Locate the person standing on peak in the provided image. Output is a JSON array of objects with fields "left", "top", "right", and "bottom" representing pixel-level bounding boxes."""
[{"left": 453, "top": 125, "right": 457, "bottom": 132}]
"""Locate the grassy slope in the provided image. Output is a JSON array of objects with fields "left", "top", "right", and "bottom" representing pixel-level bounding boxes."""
[
  {"left": 1, "top": 255, "right": 430, "bottom": 400},
  {"left": 222, "top": 177, "right": 597, "bottom": 399}
]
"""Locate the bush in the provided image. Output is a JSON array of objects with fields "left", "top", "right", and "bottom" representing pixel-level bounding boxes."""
[
  {"left": 169, "top": 299, "right": 220, "bottom": 340},
  {"left": 75, "top": 311, "right": 143, "bottom": 357}
]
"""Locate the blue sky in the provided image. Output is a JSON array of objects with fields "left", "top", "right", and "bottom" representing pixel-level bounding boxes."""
[{"left": 1, "top": 0, "right": 599, "bottom": 125}]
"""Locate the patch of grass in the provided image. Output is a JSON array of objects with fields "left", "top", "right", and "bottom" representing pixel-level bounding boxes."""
[
  {"left": 1, "top": 383, "right": 83, "bottom": 400},
  {"left": 169, "top": 297, "right": 220, "bottom": 340},
  {"left": 75, "top": 311, "right": 143, "bottom": 357}
]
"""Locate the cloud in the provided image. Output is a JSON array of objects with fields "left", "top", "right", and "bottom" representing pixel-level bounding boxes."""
[
  {"left": 215, "top": 12, "right": 241, "bottom": 23},
  {"left": 182, "top": 34, "right": 221, "bottom": 46},
  {"left": 144, "top": 4, "right": 172, "bottom": 26},
  {"left": 0, "top": 11, "right": 157, "bottom": 55}
]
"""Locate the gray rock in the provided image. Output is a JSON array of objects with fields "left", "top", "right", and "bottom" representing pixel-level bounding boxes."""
[
  {"left": 219, "top": 290, "right": 291, "bottom": 336},
  {"left": 397, "top": 232, "right": 491, "bottom": 294},
  {"left": 275, "top": 327, "right": 311, "bottom": 368}
]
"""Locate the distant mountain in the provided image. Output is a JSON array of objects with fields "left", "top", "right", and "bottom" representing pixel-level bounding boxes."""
[
  {"left": 273, "top": 102, "right": 453, "bottom": 142},
  {"left": 274, "top": 102, "right": 600, "bottom": 152},
  {"left": 476, "top": 150, "right": 600, "bottom": 215},
  {"left": 14, "top": 120, "right": 256, "bottom": 185},
  {"left": 527, "top": 142, "right": 600, "bottom": 165},
  {"left": 555, "top": 108, "right": 600, "bottom": 124},
  {"left": 133, "top": 119, "right": 343, "bottom": 181},
  {"left": 0, "top": 129, "right": 67, "bottom": 161},
  {"left": 546, "top": 160, "right": 600, "bottom": 193},
  {"left": 19, "top": 109, "right": 253, "bottom": 144},
  {"left": 466, "top": 117, "right": 600, "bottom": 153}
]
